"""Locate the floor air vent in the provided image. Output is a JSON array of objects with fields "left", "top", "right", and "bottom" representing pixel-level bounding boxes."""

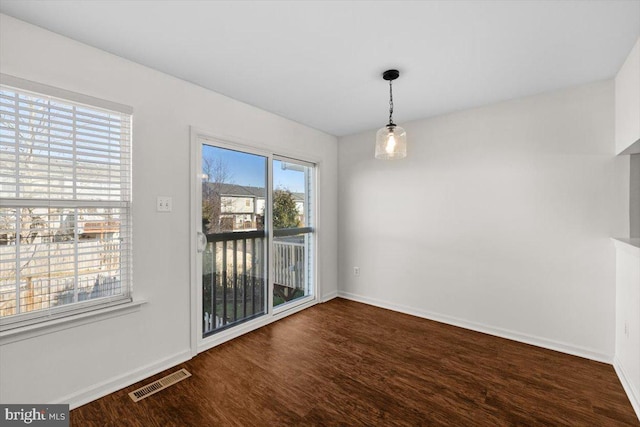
[{"left": 128, "top": 368, "right": 192, "bottom": 402}]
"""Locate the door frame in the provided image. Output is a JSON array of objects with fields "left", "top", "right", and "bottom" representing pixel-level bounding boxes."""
[
  {"left": 189, "top": 127, "right": 321, "bottom": 356},
  {"left": 271, "top": 154, "right": 317, "bottom": 315}
]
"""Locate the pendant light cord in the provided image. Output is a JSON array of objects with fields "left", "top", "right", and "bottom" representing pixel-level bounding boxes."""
[{"left": 388, "top": 80, "right": 395, "bottom": 126}]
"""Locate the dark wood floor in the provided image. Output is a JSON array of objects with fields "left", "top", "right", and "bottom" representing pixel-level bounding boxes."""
[{"left": 71, "top": 298, "right": 639, "bottom": 426}]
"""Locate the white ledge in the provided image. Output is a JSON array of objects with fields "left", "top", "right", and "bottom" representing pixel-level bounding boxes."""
[
  {"left": 617, "top": 138, "right": 640, "bottom": 155},
  {"left": 612, "top": 238, "right": 640, "bottom": 257},
  {"left": 0, "top": 299, "right": 147, "bottom": 346}
]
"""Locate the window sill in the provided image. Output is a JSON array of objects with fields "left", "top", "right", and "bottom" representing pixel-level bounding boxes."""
[{"left": 0, "top": 299, "right": 147, "bottom": 346}]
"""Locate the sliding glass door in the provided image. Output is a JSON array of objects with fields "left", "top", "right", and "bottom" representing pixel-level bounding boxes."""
[
  {"left": 200, "top": 145, "right": 268, "bottom": 336},
  {"left": 195, "top": 137, "right": 316, "bottom": 340},
  {"left": 272, "top": 158, "right": 314, "bottom": 308}
]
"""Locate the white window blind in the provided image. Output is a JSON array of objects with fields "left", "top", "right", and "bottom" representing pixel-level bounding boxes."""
[{"left": 0, "top": 75, "right": 132, "bottom": 331}]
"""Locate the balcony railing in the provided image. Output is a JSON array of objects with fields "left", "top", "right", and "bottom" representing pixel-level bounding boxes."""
[
  {"left": 202, "top": 230, "right": 266, "bottom": 336},
  {"left": 273, "top": 240, "right": 305, "bottom": 289},
  {"left": 202, "top": 228, "right": 310, "bottom": 336}
]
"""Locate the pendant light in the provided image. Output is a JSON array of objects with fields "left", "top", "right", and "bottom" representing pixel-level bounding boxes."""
[{"left": 375, "top": 69, "right": 407, "bottom": 160}]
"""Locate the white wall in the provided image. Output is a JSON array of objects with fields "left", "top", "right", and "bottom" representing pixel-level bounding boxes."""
[
  {"left": 632, "top": 154, "right": 640, "bottom": 238},
  {"left": 338, "top": 81, "right": 619, "bottom": 361},
  {"left": 615, "top": 37, "right": 640, "bottom": 155},
  {"left": 614, "top": 240, "right": 640, "bottom": 418},
  {"left": 0, "top": 14, "right": 338, "bottom": 406}
]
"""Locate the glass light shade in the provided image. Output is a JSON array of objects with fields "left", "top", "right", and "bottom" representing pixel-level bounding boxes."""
[{"left": 375, "top": 125, "right": 407, "bottom": 159}]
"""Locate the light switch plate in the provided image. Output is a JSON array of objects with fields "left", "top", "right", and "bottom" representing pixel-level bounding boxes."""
[{"left": 157, "top": 196, "right": 172, "bottom": 212}]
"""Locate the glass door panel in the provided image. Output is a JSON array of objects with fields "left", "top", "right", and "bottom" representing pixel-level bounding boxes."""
[
  {"left": 272, "top": 158, "right": 314, "bottom": 308},
  {"left": 201, "top": 145, "right": 267, "bottom": 336}
]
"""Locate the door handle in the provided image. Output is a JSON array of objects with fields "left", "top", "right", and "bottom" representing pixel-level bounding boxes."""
[{"left": 196, "top": 231, "right": 207, "bottom": 253}]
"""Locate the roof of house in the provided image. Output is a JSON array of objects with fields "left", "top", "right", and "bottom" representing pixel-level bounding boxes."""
[
  {"left": 207, "top": 182, "right": 303, "bottom": 201},
  {"left": 216, "top": 183, "right": 265, "bottom": 198}
]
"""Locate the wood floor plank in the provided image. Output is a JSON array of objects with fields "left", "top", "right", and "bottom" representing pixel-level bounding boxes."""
[{"left": 71, "top": 298, "right": 639, "bottom": 426}]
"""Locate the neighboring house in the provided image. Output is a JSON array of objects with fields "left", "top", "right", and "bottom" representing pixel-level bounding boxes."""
[
  {"left": 1, "top": 155, "right": 121, "bottom": 245},
  {"left": 219, "top": 183, "right": 265, "bottom": 231},
  {"left": 207, "top": 182, "right": 304, "bottom": 231},
  {"left": 290, "top": 192, "right": 305, "bottom": 226},
  {"left": 59, "top": 213, "right": 120, "bottom": 241}
]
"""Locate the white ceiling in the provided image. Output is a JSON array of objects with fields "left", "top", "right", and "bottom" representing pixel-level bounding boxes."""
[{"left": 1, "top": 1, "right": 639, "bottom": 136}]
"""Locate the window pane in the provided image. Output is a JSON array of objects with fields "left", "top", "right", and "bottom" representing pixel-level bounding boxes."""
[
  {"left": 0, "top": 208, "right": 17, "bottom": 316},
  {"left": 1, "top": 87, "right": 130, "bottom": 202},
  {"left": 201, "top": 145, "right": 266, "bottom": 234},
  {"left": 0, "top": 207, "right": 125, "bottom": 318},
  {"left": 273, "top": 159, "right": 314, "bottom": 308},
  {"left": 201, "top": 144, "right": 267, "bottom": 336}
]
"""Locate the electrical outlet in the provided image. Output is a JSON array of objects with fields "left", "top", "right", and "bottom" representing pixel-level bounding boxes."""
[
  {"left": 354, "top": 267, "right": 360, "bottom": 276},
  {"left": 157, "top": 196, "right": 172, "bottom": 213}
]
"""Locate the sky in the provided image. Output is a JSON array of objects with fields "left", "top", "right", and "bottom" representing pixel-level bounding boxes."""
[{"left": 202, "top": 145, "right": 306, "bottom": 193}]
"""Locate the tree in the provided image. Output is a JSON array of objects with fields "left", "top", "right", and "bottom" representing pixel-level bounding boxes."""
[
  {"left": 201, "top": 156, "right": 233, "bottom": 233},
  {"left": 273, "top": 189, "right": 300, "bottom": 229},
  {"left": 0, "top": 94, "right": 66, "bottom": 315}
]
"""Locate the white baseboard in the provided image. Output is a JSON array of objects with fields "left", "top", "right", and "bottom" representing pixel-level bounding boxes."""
[
  {"left": 55, "top": 349, "right": 192, "bottom": 410},
  {"left": 613, "top": 356, "right": 640, "bottom": 421},
  {"left": 60, "top": 295, "right": 324, "bottom": 409},
  {"left": 337, "top": 291, "right": 612, "bottom": 364},
  {"left": 322, "top": 290, "right": 338, "bottom": 302},
  {"left": 52, "top": 293, "right": 622, "bottom": 412}
]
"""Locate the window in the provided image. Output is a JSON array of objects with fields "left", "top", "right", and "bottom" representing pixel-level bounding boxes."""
[
  {"left": 0, "top": 75, "right": 132, "bottom": 331},
  {"left": 272, "top": 158, "right": 315, "bottom": 308}
]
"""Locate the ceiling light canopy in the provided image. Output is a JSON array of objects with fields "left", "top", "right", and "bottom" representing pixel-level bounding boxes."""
[{"left": 375, "top": 69, "right": 407, "bottom": 160}]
